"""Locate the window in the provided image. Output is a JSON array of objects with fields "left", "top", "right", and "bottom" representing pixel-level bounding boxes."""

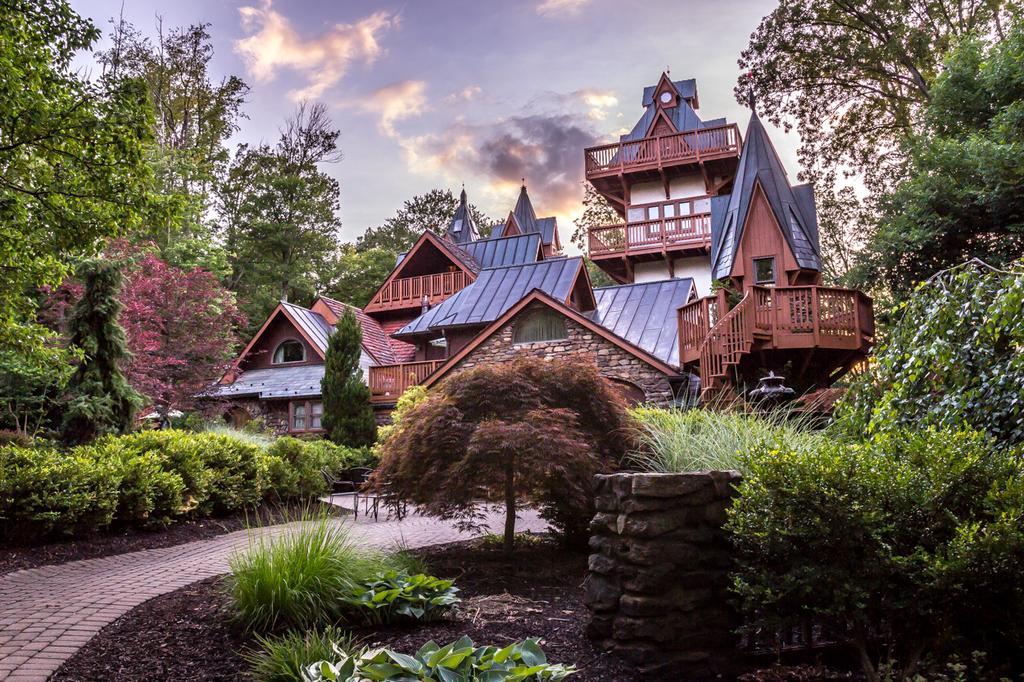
[
  {"left": 753, "top": 257, "right": 776, "bottom": 285},
  {"left": 513, "top": 310, "right": 568, "bottom": 344},
  {"left": 627, "top": 207, "right": 645, "bottom": 223},
  {"left": 273, "top": 339, "right": 305, "bottom": 364},
  {"left": 289, "top": 400, "right": 324, "bottom": 432}
]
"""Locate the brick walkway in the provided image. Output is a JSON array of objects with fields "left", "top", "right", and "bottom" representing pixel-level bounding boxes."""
[{"left": 0, "top": 509, "right": 545, "bottom": 681}]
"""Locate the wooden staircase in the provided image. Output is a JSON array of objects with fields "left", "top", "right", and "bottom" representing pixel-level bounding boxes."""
[{"left": 697, "top": 290, "right": 757, "bottom": 398}]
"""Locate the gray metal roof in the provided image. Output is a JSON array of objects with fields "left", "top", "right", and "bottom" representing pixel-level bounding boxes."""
[
  {"left": 512, "top": 185, "right": 538, "bottom": 233},
  {"left": 490, "top": 215, "right": 558, "bottom": 246},
  {"left": 642, "top": 78, "right": 697, "bottom": 106},
  {"left": 394, "top": 257, "right": 584, "bottom": 336},
  {"left": 281, "top": 301, "right": 333, "bottom": 355},
  {"left": 711, "top": 112, "right": 822, "bottom": 279},
  {"left": 446, "top": 188, "right": 481, "bottom": 245},
  {"left": 458, "top": 233, "right": 541, "bottom": 269},
  {"left": 622, "top": 77, "right": 717, "bottom": 143},
  {"left": 210, "top": 365, "right": 325, "bottom": 400},
  {"left": 588, "top": 279, "right": 693, "bottom": 367}
]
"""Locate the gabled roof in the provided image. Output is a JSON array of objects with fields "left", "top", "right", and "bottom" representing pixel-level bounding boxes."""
[
  {"left": 445, "top": 187, "right": 481, "bottom": 245},
  {"left": 710, "top": 112, "right": 822, "bottom": 279},
  {"left": 281, "top": 301, "right": 333, "bottom": 354},
  {"left": 587, "top": 279, "right": 694, "bottom": 367},
  {"left": 457, "top": 232, "right": 542, "bottom": 269},
  {"left": 393, "top": 257, "right": 588, "bottom": 337},
  {"left": 422, "top": 289, "right": 682, "bottom": 390},
  {"left": 512, "top": 184, "right": 538, "bottom": 233},
  {"left": 621, "top": 75, "right": 722, "bottom": 142},
  {"left": 316, "top": 295, "right": 408, "bottom": 365},
  {"left": 211, "top": 365, "right": 325, "bottom": 400},
  {"left": 488, "top": 185, "right": 559, "bottom": 248}
]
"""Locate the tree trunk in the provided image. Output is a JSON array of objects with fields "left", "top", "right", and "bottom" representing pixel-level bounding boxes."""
[{"left": 503, "top": 461, "right": 516, "bottom": 555}]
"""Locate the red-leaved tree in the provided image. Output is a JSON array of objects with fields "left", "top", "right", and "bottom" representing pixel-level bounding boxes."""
[
  {"left": 45, "top": 241, "right": 245, "bottom": 420},
  {"left": 373, "top": 357, "right": 634, "bottom": 552}
]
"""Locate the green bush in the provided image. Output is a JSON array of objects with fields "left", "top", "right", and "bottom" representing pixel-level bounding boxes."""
[
  {"left": 264, "top": 438, "right": 377, "bottom": 501},
  {"left": 342, "top": 571, "right": 459, "bottom": 624},
  {"left": 303, "top": 636, "right": 576, "bottom": 681},
  {"left": 227, "top": 513, "right": 420, "bottom": 633},
  {"left": 112, "top": 450, "right": 186, "bottom": 528},
  {"left": 727, "top": 427, "right": 1024, "bottom": 680},
  {"left": 245, "top": 627, "right": 354, "bottom": 682},
  {"left": 0, "top": 445, "right": 121, "bottom": 541}
]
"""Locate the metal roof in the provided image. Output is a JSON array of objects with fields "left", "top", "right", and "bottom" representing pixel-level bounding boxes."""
[
  {"left": 490, "top": 215, "right": 558, "bottom": 246},
  {"left": 458, "top": 233, "right": 541, "bottom": 269},
  {"left": 711, "top": 112, "right": 822, "bottom": 279},
  {"left": 446, "top": 188, "right": 481, "bottom": 245},
  {"left": 622, "top": 77, "right": 720, "bottom": 143},
  {"left": 642, "top": 78, "right": 697, "bottom": 106},
  {"left": 210, "top": 365, "right": 325, "bottom": 400},
  {"left": 394, "top": 257, "right": 584, "bottom": 336},
  {"left": 281, "top": 301, "right": 333, "bottom": 355},
  {"left": 588, "top": 279, "right": 693, "bottom": 367}
]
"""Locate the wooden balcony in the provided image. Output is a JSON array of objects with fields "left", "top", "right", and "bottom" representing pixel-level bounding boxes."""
[
  {"left": 584, "top": 123, "right": 742, "bottom": 180},
  {"left": 368, "top": 360, "right": 442, "bottom": 404},
  {"left": 365, "top": 271, "right": 471, "bottom": 313},
  {"left": 589, "top": 214, "right": 712, "bottom": 258}
]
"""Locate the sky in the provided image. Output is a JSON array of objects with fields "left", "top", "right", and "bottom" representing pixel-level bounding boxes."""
[{"left": 68, "top": 0, "right": 796, "bottom": 251}]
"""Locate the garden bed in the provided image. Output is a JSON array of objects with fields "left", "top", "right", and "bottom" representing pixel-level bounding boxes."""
[
  {"left": 52, "top": 536, "right": 643, "bottom": 681},
  {"left": 0, "top": 504, "right": 310, "bottom": 576}
]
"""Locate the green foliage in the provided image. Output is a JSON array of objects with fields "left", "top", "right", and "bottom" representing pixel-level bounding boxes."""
[
  {"left": 61, "top": 259, "right": 144, "bottom": 444},
  {"left": 227, "top": 513, "right": 419, "bottom": 633},
  {"left": 264, "top": 437, "right": 374, "bottom": 501},
  {"left": 0, "top": 445, "right": 122, "bottom": 541},
  {"left": 303, "top": 636, "right": 576, "bottom": 682},
  {"left": 0, "top": 349, "right": 71, "bottom": 438},
  {"left": 839, "top": 261, "right": 1024, "bottom": 447},
  {"left": 356, "top": 188, "right": 492, "bottom": 253},
  {"left": 112, "top": 449, "right": 186, "bottom": 528},
  {"left": 246, "top": 627, "right": 354, "bottom": 682},
  {"left": 727, "top": 428, "right": 1024, "bottom": 680},
  {"left": 320, "top": 309, "right": 376, "bottom": 448},
  {"left": 374, "top": 384, "right": 427, "bottom": 447},
  {"left": 327, "top": 246, "right": 397, "bottom": 308},
  {"left": 629, "top": 407, "right": 826, "bottom": 474},
  {"left": 852, "top": 21, "right": 1024, "bottom": 301},
  {"left": 341, "top": 571, "right": 460, "bottom": 625},
  {"left": 571, "top": 183, "right": 618, "bottom": 253}
]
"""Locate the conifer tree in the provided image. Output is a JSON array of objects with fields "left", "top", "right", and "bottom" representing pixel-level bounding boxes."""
[
  {"left": 62, "top": 259, "right": 143, "bottom": 444},
  {"left": 320, "top": 309, "right": 376, "bottom": 447}
]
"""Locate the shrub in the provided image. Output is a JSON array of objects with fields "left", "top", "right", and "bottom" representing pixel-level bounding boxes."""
[
  {"left": 727, "top": 428, "right": 1024, "bottom": 680},
  {"left": 341, "top": 571, "right": 459, "bottom": 624},
  {"left": 227, "top": 513, "right": 419, "bottom": 632},
  {"left": 629, "top": 407, "right": 825, "bottom": 474},
  {"left": 245, "top": 627, "right": 354, "bottom": 682},
  {"left": 264, "top": 438, "right": 376, "bottom": 501},
  {"left": 0, "top": 430, "right": 33, "bottom": 448},
  {"left": 303, "top": 636, "right": 576, "bottom": 681},
  {"left": 112, "top": 450, "right": 186, "bottom": 528},
  {"left": 374, "top": 357, "right": 631, "bottom": 552},
  {"left": 0, "top": 445, "right": 122, "bottom": 541}
]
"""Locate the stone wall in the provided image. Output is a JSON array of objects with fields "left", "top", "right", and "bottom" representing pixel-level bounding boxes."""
[
  {"left": 584, "top": 471, "right": 742, "bottom": 678},
  {"left": 450, "top": 301, "right": 675, "bottom": 404}
]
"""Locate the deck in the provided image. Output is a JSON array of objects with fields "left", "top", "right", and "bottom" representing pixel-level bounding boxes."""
[
  {"left": 368, "top": 360, "right": 442, "bottom": 404},
  {"left": 588, "top": 214, "right": 712, "bottom": 258},
  {"left": 365, "top": 271, "right": 471, "bottom": 314},
  {"left": 584, "top": 123, "right": 742, "bottom": 180}
]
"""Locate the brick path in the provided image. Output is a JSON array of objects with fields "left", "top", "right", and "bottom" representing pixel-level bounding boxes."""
[{"left": 0, "top": 509, "right": 545, "bottom": 681}]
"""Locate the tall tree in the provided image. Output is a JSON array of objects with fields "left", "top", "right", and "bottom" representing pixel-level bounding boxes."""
[
  {"left": 61, "top": 260, "right": 143, "bottom": 444},
  {"left": 0, "top": 0, "right": 153, "bottom": 370},
  {"left": 356, "top": 188, "right": 492, "bottom": 254},
  {"left": 570, "top": 183, "right": 619, "bottom": 253},
  {"left": 851, "top": 24, "right": 1024, "bottom": 301},
  {"left": 100, "top": 18, "right": 248, "bottom": 255},
  {"left": 320, "top": 310, "right": 376, "bottom": 447},
  {"left": 326, "top": 245, "right": 398, "bottom": 307},
  {"left": 220, "top": 103, "right": 342, "bottom": 329}
]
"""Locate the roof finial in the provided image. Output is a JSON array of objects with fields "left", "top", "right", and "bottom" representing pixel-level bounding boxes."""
[
  {"left": 746, "top": 71, "right": 756, "bottom": 113},
  {"left": 521, "top": 177, "right": 526, "bottom": 189}
]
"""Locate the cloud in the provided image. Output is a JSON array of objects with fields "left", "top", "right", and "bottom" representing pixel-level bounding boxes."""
[
  {"left": 235, "top": 1, "right": 398, "bottom": 101},
  {"left": 536, "top": 0, "right": 592, "bottom": 17},
  {"left": 444, "top": 85, "right": 482, "bottom": 103},
  {"left": 352, "top": 80, "right": 429, "bottom": 137},
  {"left": 576, "top": 89, "right": 618, "bottom": 120}
]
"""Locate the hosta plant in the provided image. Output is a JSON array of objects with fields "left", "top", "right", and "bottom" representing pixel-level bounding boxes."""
[
  {"left": 303, "top": 636, "right": 576, "bottom": 681},
  {"left": 342, "top": 571, "right": 459, "bottom": 624}
]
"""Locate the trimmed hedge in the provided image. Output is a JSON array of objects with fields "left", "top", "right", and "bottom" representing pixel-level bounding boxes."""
[{"left": 0, "top": 430, "right": 376, "bottom": 542}]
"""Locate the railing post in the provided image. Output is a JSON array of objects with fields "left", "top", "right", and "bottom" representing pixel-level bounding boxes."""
[{"left": 811, "top": 287, "right": 821, "bottom": 346}]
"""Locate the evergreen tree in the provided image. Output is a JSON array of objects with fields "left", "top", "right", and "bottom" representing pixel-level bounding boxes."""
[
  {"left": 61, "top": 259, "right": 143, "bottom": 444},
  {"left": 320, "top": 309, "right": 376, "bottom": 447}
]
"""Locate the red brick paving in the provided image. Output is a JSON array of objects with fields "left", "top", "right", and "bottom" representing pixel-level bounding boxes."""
[{"left": 0, "top": 509, "right": 545, "bottom": 681}]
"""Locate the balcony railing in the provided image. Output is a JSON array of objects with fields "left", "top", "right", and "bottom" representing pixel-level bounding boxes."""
[
  {"left": 584, "top": 123, "right": 742, "bottom": 178},
  {"left": 589, "top": 214, "right": 712, "bottom": 256},
  {"left": 368, "top": 360, "right": 442, "bottom": 404},
  {"left": 366, "top": 271, "right": 471, "bottom": 313}
]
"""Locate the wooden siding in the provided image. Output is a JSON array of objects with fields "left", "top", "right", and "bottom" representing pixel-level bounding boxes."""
[
  {"left": 240, "top": 313, "right": 320, "bottom": 371},
  {"left": 731, "top": 184, "right": 803, "bottom": 287}
]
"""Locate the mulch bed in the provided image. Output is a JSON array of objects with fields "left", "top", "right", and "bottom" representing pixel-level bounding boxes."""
[
  {"left": 53, "top": 537, "right": 643, "bottom": 681},
  {"left": 0, "top": 504, "right": 306, "bottom": 576}
]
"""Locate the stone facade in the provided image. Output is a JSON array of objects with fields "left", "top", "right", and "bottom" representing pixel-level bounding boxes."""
[
  {"left": 217, "top": 398, "right": 290, "bottom": 434},
  {"left": 585, "top": 471, "right": 742, "bottom": 678},
  {"left": 449, "top": 301, "right": 676, "bottom": 404}
]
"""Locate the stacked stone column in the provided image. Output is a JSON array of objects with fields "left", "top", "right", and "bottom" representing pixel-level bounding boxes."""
[{"left": 584, "top": 471, "right": 742, "bottom": 679}]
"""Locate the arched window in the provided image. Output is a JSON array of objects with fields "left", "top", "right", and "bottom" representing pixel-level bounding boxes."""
[
  {"left": 513, "top": 310, "right": 567, "bottom": 344},
  {"left": 273, "top": 339, "right": 305, "bottom": 364}
]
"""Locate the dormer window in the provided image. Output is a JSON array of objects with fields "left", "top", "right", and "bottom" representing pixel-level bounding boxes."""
[{"left": 273, "top": 339, "right": 305, "bottom": 364}]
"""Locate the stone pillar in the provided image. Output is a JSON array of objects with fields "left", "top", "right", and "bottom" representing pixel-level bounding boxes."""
[{"left": 584, "top": 471, "right": 742, "bottom": 679}]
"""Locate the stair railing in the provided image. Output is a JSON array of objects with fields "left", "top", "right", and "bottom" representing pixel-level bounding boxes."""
[{"left": 698, "top": 289, "right": 756, "bottom": 391}]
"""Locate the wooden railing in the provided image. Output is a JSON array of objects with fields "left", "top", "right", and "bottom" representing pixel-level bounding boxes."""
[
  {"left": 698, "top": 291, "right": 757, "bottom": 390},
  {"left": 367, "top": 271, "right": 470, "bottom": 312},
  {"left": 589, "top": 214, "right": 712, "bottom": 256},
  {"left": 368, "top": 360, "right": 442, "bottom": 403},
  {"left": 584, "top": 123, "right": 742, "bottom": 177}
]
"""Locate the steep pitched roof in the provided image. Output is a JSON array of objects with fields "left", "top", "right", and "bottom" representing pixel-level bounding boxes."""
[
  {"left": 587, "top": 279, "right": 694, "bottom": 367},
  {"left": 445, "top": 187, "right": 481, "bottom": 245},
  {"left": 488, "top": 185, "right": 559, "bottom": 248},
  {"left": 457, "top": 233, "right": 542, "bottom": 269},
  {"left": 393, "top": 257, "right": 588, "bottom": 337},
  {"left": 621, "top": 75, "right": 721, "bottom": 142},
  {"left": 316, "top": 295, "right": 405, "bottom": 364},
  {"left": 280, "top": 301, "right": 333, "bottom": 355},
  {"left": 512, "top": 184, "right": 538, "bottom": 233},
  {"left": 710, "top": 112, "right": 822, "bottom": 279}
]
